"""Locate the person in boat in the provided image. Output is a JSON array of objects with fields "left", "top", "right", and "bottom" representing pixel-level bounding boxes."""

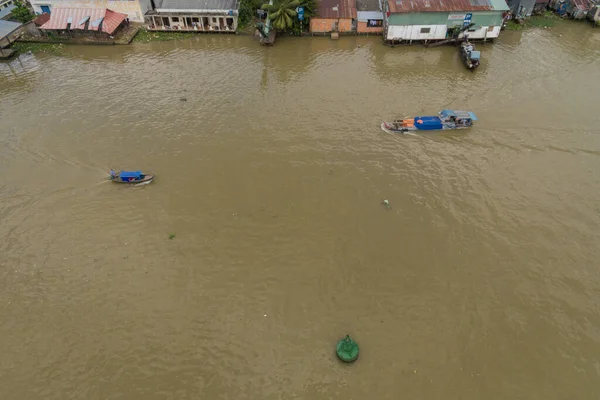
[{"left": 110, "top": 169, "right": 116, "bottom": 180}]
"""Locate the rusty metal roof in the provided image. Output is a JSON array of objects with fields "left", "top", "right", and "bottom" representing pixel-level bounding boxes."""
[
  {"left": 387, "top": 0, "right": 495, "bottom": 13},
  {"left": 356, "top": 0, "right": 382, "bottom": 11},
  {"left": 40, "top": 8, "right": 127, "bottom": 35},
  {"left": 569, "top": 0, "right": 593, "bottom": 10},
  {"left": 33, "top": 13, "right": 51, "bottom": 27},
  {"left": 316, "top": 0, "right": 357, "bottom": 18}
]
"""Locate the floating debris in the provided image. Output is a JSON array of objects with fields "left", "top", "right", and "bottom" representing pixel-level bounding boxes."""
[
  {"left": 382, "top": 199, "right": 391, "bottom": 209},
  {"left": 168, "top": 233, "right": 176, "bottom": 240},
  {"left": 180, "top": 97, "right": 187, "bottom": 102}
]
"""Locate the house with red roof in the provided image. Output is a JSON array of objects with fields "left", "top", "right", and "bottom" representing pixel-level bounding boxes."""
[
  {"left": 30, "top": 0, "right": 153, "bottom": 23},
  {"left": 39, "top": 7, "right": 129, "bottom": 38},
  {"left": 310, "top": 0, "right": 357, "bottom": 34}
]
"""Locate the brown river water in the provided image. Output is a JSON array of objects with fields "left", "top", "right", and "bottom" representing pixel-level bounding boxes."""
[{"left": 1, "top": 22, "right": 600, "bottom": 399}]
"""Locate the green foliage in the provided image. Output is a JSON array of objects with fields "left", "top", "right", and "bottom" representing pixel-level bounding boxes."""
[
  {"left": 290, "top": 0, "right": 315, "bottom": 33},
  {"left": 12, "top": 42, "right": 65, "bottom": 55},
  {"left": 505, "top": 20, "right": 524, "bottom": 30},
  {"left": 11, "top": 0, "right": 34, "bottom": 23},
  {"left": 261, "top": 0, "right": 302, "bottom": 31},
  {"left": 168, "top": 233, "right": 176, "bottom": 240},
  {"left": 239, "top": 0, "right": 263, "bottom": 29},
  {"left": 299, "top": 0, "right": 316, "bottom": 19}
]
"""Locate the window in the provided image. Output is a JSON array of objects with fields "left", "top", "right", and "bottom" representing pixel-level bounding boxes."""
[
  {"left": 420, "top": 27, "right": 431, "bottom": 33},
  {"left": 172, "top": 17, "right": 179, "bottom": 22},
  {"left": 367, "top": 19, "right": 383, "bottom": 27}
]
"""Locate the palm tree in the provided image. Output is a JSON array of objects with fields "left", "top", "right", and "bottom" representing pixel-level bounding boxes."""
[{"left": 261, "top": 0, "right": 302, "bottom": 31}]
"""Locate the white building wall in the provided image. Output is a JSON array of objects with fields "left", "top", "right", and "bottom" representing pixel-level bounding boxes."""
[
  {"left": 458, "top": 25, "right": 501, "bottom": 39},
  {"left": 387, "top": 24, "right": 501, "bottom": 41},
  {"left": 386, "top": 24, "right": 447, "bottom": 41}
]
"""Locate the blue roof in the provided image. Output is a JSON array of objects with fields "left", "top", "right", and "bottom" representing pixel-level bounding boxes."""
[
  {"left": 0, "top": 19, "right": 21, "bottom": 39},
  {"left": 120, "top": 171, "right": 142, "bottom": 178},
  {"left": 0, "top": 4, "right": 15, "bottom": 20}
]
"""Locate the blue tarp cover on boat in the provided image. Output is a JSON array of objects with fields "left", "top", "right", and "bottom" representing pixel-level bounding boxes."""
[
  {"left": 470, "top": 51, "right": 481, "bottom": 60},
  {"left": 414, "top": 116, "right": 443, "bottom": 131},
  {"left": 120, "top": 171, "right": 142, "bottom": 180}
]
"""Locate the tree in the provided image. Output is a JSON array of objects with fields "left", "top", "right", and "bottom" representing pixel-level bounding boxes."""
[
  {"left": 11, "top": 0, "right": 34, "bottom": 23},
  {"left": 261, "top": 0, "right": 301, "bottom": 31}
]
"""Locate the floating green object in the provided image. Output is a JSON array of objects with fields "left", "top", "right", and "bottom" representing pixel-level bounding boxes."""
[{"left": 336, "top": 335, "right": 359, "bottom": 363}]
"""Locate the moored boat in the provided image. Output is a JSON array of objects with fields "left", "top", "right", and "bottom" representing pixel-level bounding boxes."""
[
  {"left": 381, "top": 109, "right": 478, "bottom": 134},
  {"left": 109, "top": 170, "right": 154, "bottom": 184},
  {"left": 460, "top": 40, "right": 481, "bottom": 70}
]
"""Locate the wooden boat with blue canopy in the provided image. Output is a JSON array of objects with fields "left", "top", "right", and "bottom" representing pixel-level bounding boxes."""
[
  {"left": 109, "top": 170, "right": 155, "bottom": 184},
  {"left": 381, "top": 109, "right": 478, "bottom": 134},
  {"left": 460, "top": 40, "right": 481, "bottom": 70}
]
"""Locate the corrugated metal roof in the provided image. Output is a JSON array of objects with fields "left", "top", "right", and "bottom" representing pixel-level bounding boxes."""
[
  {"left": 155, "top": 0, "right": 239, "bottom": 11},
  {"left": 387, "top": 0, "right": 496, "bottom": 13},
  {"left": 489, "top": 0, "right": 510, "bottom": 10},
  {"left": 41, "top": 8, "right": 127, "bottom": 35},
  {"left": 0, "top": 3, "right": 15, "bottom": 19},
  {"left": 316, "top": 0, "right": 357, "bottom": 18},
  {"left": 0, "top": 19, "right": 21, "bottom": 39},
  {"left": 569, "top": 0, "right": 592, "bottom": 10},
  {"left": 33, "top": 13, "right": 51, "bottom": 26},
  {"left": 356, "top": 0, "right": 382, "bottom": 11},
  {"left": 357, "top": 10, "right": 384, "bottom": 20}
]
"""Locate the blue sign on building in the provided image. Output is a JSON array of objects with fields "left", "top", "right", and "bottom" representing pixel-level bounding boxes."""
[
  {"left": 297, "top": 6, "right": 304, "bottom": 21},
  {"left": 463, "top": 13, "right": 472, "bottom": 27}
]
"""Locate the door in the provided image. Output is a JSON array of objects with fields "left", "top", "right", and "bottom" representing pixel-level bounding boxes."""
[{"left": 41, "top": 5, "right": 50, "bottom": 13}]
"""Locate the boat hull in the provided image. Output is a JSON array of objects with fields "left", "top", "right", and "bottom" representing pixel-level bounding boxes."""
[
  {"left": 111, "top": 173, "right": 155, "bottom": 184},
  {"left": 381, "top": 122, "right": 473, "bottom": 134},
  {"left": 381, "top": 110, "right": 476, "bottom": 134}
]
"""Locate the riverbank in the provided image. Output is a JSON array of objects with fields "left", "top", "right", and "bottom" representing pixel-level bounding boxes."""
[
  {"left": 132, "top": 27, "right": 206, "bottom": 43},
  {"left": 505, "top": 10, "right": 571, "bottom": 30},
  {"left": 11, "top": 41, "right": 66, "bottom": 56}
]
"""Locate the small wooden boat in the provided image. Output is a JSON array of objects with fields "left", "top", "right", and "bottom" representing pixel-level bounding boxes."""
[
  {"left": 109, "top": 170, "right": 154, "bottom": 184},
  {"left": 381, "top": 109, "right": 478, "bottom": 134},
  {"left": 460, "top": 40, "right": 480, "bottom": 70}
]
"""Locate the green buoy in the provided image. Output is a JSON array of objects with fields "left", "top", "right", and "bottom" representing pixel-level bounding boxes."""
[{"left": 336, "top": 334, "right": 359, "bottom": 363}]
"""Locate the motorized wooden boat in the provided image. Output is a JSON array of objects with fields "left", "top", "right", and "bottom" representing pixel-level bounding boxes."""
[
  {"left": 109, "top": 170, "right": 154, "bottom": 184},
  {"left": 460, "top": 40, "right": 480, "bottom": 70},
  {"left": 381, "top": 109, "right": 478, "bottom": 134}
]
